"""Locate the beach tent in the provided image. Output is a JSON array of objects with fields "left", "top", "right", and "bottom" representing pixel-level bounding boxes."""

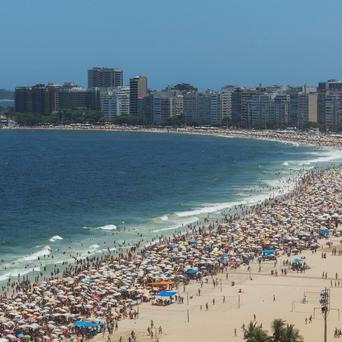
[
  {"left": 158, "top": 291, "right": 177, "bottom": 297},
  {"left": 73, "top": 321, "right": 104, "bottom": 328},
  {"left": 292, "top": 258, "right": 302, "bottom": 264}
]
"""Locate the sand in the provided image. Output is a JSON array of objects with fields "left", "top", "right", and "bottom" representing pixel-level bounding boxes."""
[{"left": 98, "top": 237, "right": 342, "bottom": 341}]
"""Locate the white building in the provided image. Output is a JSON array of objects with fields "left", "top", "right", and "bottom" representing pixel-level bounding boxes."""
[
  {"left": 100, "top": 86, "right": 130, "bottom": 121},
  {"left": 152, "top": 90, "right": 184, "bottom": 125},
  {"left": 171, "top": 94, "right": 184, "bottom": 118},
  {"left": 220, "top": 86, "right": 234, "bottom": 123}
]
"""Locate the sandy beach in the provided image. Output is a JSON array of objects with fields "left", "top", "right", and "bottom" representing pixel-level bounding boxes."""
[
  {"left": 101, "top": 239, "right": 342, "bottom": 342},
  {"left": 1, "top": 128, "right": 342, "bottom": 342}
]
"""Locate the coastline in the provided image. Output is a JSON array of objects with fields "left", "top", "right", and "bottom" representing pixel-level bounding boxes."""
[
  {"left": 1, "top": 128, "right": 342, "bottom": 341},
  {"left": 4, "top": 125, "right": 342, "bottom": 149}
]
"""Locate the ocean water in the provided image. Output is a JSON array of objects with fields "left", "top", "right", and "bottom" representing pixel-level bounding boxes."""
[{"left": 0, "top": 130, "right": 341, "bottom": 283}]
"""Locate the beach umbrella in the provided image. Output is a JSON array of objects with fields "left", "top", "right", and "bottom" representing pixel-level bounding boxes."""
[{"left": 158, "top": 291, "right": 177, "bottom": 297}]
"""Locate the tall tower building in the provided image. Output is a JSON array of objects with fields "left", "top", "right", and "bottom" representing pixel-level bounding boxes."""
[
  {"left": 88, "top": 67, "right": 123, "bottom": 88},
  {"left": 15, "top": 87, "right": 32, "bottom": 113},
  {"left": 129, "top": 76, "right": 147, "bottom": 115}
]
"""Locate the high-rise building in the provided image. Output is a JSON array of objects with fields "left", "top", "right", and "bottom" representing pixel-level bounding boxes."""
[
  {"left": 15, "top": 84, "right": 61, "bottom": 115},
  {"left": 317, "top": 80, "right": 342, "bottom": 130},
  {"left": 100, "top": 86, "right": 130, "bottom": 121},
  {"left": 47, "top": 83, "right": 61, "bottom": 114},
  {"left": 88, "top": 67, "right": 123, "bottom": 88},
  {"left": 241, "top": 88, "right": 258, "bottom": 127},
  {"left": 129, "top": 76, "right": 147, "bottom": 115},
  {"left": 59, "top": 83, "right": 100, "bottom": 111},
  {"left": 180, "top": 90, "right": 221, "bottom": 126},
  {"left": 318, "top": 80, "right": 342, "bottom": 92},
  {"left": 321, "top": 92, "right": 342, "bottom": 129},
  {"left": 209, "top": 91, "right": 221, "bottom": 126},
  {"left": 151, "top": 90, "right": 183, "bottom": 125},
  {"left": 15, "top": 87, "right": 32, "bottom": 113},
  {"left": 288, "top": 87, "right": 302, "bottom": 127},
  {"left": 247, "top": 93, "right": 289, "bottom": 127},
  {"left": 248, "top": 94, "right": 274, "bottom": 125},
  {"left": 183, "top": 92, "right": 198, "bottom": 124},
  {"left": 152, "top": 92, "right": 172, "bottom": 125},
  {"left": 220, "top": 87, "right": 234, "bottom": 123},
  {"left": 171, "top": 94, "right": 184, "bottom": 118},
  {"left": 31, "top": 84, "right": 50, "bottom": 115},
  {"left": 274, "top": 94, "right": 290, "bottom": 125},
  {"left": 297, "top": 92, "right": 318, "bottom": 128},
  {"left": 197, "top": 93, "right": 211, "bottom": 124},
  {"left": 231, "top": 88, "right": 259, "bottom": 127},
  {"left": 231, "top": 88, "right": 242, "bottom": 124}
]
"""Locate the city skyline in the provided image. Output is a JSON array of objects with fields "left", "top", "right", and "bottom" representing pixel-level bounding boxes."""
[{"left": 1, "top": 0, "right": 342, "bottom": 90}]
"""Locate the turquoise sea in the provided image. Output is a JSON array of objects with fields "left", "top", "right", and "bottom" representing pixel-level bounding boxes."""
[{"left": 0, "top": 130, "right": 341, "bottom": 283}]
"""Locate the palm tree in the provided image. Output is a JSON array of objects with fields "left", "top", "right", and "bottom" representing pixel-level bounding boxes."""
[
  {"left": 271, "top": 319, "right": 286, "bottom": 342},
  {"left": 283, "top": 324, "right": 303, "bottom": 342},
  {"left": 243, "top": 321, "right": 270, "bottom": 342},
  {"left": 242, "top": 319, "right": 303, "bottom": 342}
]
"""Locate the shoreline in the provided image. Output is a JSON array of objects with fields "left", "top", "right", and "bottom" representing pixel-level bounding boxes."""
[
  {"left": 1, "top": 129, "right": 342, "bottom": 341},
  {"left": 3, "top": 125, "right": 342, "bottom": 149}
]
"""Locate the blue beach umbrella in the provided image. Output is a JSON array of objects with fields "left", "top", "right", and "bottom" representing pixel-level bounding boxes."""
[
  {"left": 158, "top": 291, "right": 177, "bottom": 297},
  {"left": 73, "top": 321, "right": 104, "bottom": 328},
  {"left": 262, "top": 249, "right": 275, "bottom": 256},
  {"left": 186, "top": 268, "right": 199, "bottom": 275},
  {"left": 319, "top": 229, "right": 330, "bottom": 236}
]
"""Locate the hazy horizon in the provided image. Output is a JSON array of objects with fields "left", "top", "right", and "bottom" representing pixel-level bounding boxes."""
[{"left": 1, "top": 0, "right": 342, "bottom": 90}]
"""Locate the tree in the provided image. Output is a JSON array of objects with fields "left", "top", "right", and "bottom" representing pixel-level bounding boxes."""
[
  {"left": 243, "top": 321, "right": 270, "bottom": 342},
  {"left": 271, "top": 319, "right": 286, "bottom": 342},
  {"left": 270, "top": 319, "right": 303, "bottom": 342},
  {"left": 282, "top": 324, "right": 303, "bottom": 342},
  {"left": 242, "top": 320, "right": 303, "bottom": 342},
  {"left": 165, "top": 115, "right": 186, "bottom": 127},
  {"left": 14, "top": 112, "right": 43, "bottom": 126},
  {"left": 113, "top": 115, "right": 143, "bottom": 125}
]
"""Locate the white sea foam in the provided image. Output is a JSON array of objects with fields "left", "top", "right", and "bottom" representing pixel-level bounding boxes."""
[
  {"left": 98, "top": 224, "right": 117, "bottom": 231},
  {"left": 83, "top": 224, "right": 117, "bottom": 231},
  {"left": 281, "top": 149, "right": 342, "bottom": 168},
  {"left": 21, "top": 246, "right": 51, "bottom": 262},
  {"left": 0, "top": 267, "right": 40, "bottom": 282},
  {"left": 301, "top": 150, "right": 342, "bottom": 165},
  {"left": 152, "top": 217, "right": 199, "bottom": 233},
  {"left": 175, "top": 202, "right": 240, "bottom": 218},
  {"left": 49, "top": 235, "right": 63, "bottom": 242},
  {"left": 160, "top": 215, "right": 169, "bottom": 221},
  {"left": 89, "top": 244, "right": 100, "bottom": 250}
]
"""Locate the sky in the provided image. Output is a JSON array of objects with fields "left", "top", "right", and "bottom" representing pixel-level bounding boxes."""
[{"left": 1, "top": 0, "right": 342, "bottom": 90}]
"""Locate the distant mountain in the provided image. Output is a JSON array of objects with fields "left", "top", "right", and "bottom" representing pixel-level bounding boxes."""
[{"left": 0, "top": 89, "right": 14, "bottom": 100}]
